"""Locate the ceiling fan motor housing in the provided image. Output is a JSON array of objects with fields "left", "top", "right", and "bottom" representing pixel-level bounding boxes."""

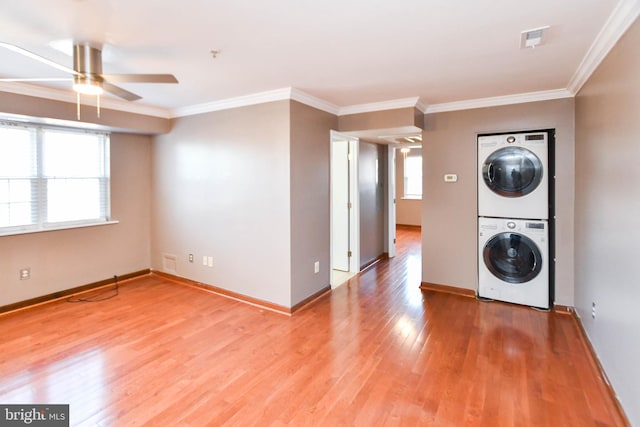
[{"left": 73, "top": 44, "right": 103, "bottom": 83}]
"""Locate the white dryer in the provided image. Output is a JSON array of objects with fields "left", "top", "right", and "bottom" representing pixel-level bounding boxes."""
[
  {"left": 478, "top": 217, "right": 549, "bottom": 309},
  {"left": 478, "top": 132, "right": 548, "bottom": 219}
]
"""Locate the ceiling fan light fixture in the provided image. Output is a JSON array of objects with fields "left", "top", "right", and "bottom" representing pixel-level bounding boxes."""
[
  {"left": 73, "top": 75, "right": 103, "bottom": 95},
  {"left": 73, "top": 81, "right": 104, "bottom": 95},
  {"left": 72, "top": 74, "right": 104, "bottom": 120}
]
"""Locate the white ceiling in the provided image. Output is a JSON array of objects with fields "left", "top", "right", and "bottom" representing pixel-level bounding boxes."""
[{"left": 0, "top": 0, "right": 637, "bottom": 117}]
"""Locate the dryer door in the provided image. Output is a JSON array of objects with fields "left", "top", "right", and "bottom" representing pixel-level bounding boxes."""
[
  {"left": 483, "top": 232, "right": 542, "bottom": 283},
  {"left": 481, "top": 147, "right": 543, "bottom": 197}
]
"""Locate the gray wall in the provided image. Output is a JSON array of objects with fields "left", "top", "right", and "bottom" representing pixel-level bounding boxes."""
[
  {"left": 422, "top": 98, "right": 575, "bottom": 306},
  {"left": 0, "top": 132, "right": 152, "bottom": 305},
  {"left": 395, "top": 148, "right": 422, "bottom": 226},
  {"left": 359, "top": 141, "right": 387, "bottom": 267},
  {"left": 575, "top": 17, "right": 640, "bottom": 426},
  {"left": 151, "top": 101, "right": 293, "bottom": 307},
  {"left": 290, "top": 101, "right": 336, "bottom": 305}
]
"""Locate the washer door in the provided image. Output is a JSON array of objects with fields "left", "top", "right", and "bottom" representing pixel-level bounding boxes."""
[
  {"left": 483, "top": 232, "right": 542, "bottom": 284},
  {"left": 482, "top": 147, "right": 543, "bottom": 197}
]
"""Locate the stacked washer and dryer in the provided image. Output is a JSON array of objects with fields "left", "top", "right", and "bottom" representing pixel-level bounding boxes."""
[{"left": 477, "top": 131, "right": 553, "bottom": 309}]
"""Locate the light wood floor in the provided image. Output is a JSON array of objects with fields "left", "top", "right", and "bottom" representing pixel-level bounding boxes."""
[{"left": 0, "top": 227, "right": 624, "bottom": 426}]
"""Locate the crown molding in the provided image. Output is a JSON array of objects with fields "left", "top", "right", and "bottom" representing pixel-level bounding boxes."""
[
  {"left": 171, "top": 89, "right": 418, "bottom": 118},
  {"left": 424, "top": 89, "right": 573, "bottom": 114},
  {"left": 289, "top": 88, "right": 340, "bottom": 115},
  {"left": 0, "top": 81, "right": 172, "bottom": 118},
  {"left": 338, "top": 97, "right": 421, "bottom": 116},
  {"left": 415, "top": 98, "right": 428, "bottom": 113},
  {"left": 171, "top": 88, "right": 295, "bottom": 118},
  {"left": 171, "top": 87, "right": 340, "bottom": 117},
  {"left": 567, "top": 0, "right": 640, "bottom": 95}
]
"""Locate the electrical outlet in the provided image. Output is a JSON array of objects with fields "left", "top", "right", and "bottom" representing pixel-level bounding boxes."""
[
  {"left": 591, "top": 302, "right": 596, "bottom": 319},
  {"left": 189, "top": 254, "right": 194, "bottom": 263},
  {"left": 19, "top": 268, "right": 30, "bottom": 280},
  {"left": 314, "top": 261, "right": 320, "bottom": 274}
]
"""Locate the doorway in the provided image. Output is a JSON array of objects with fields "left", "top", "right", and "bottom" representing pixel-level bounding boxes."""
[{"left": 330, "top": 131, "right": 359, "bottom": 288}]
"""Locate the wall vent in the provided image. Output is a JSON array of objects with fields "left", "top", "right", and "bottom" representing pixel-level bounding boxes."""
[{"left": 163, "top": 253, "right": 177, "bottom": 274}]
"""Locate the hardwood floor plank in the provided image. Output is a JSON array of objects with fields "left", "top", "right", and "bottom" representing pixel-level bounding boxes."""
[{"left": 0, "top": 227, "right": 627, "bottom": 426}]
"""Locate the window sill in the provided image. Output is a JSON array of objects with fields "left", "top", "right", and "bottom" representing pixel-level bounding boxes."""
[
  {"left": 401, "top": 196, "right": 422, "bottom": 201},
  {"left": 0, "top": 220, "right": 120, "bottom": 237}
]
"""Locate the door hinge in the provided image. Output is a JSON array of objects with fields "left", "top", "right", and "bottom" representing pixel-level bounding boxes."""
[
  {"left": 348, "top": 251, "right": 352, "bottom": 257},
  {"left": 394, "top": 238, "right": 396, "bottom": 244},
  {"left": 348, "top": 202, "right": 352, "bottom": 209}
]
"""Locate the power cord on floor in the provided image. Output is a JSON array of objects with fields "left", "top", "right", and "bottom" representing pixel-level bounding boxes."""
[{"left": 67, "top": 275, "right": 120, "bottom": 303}]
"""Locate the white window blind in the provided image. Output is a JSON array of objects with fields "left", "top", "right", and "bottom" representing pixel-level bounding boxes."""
[{"left": 0, "top": 121, "right": 110, "bottom": 235}]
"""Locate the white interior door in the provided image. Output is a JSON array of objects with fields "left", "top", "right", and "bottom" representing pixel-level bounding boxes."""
[{"left": 331, "top": 137, "right": 350, "bottom": 271}]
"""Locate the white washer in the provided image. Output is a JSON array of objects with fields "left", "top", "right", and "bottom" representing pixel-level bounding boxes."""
[
  {"left": 478, "top": 217, "right": 549, "bottom": 309},
  {"left": 478, "top": 132, "right": 548, "bottom": 219}
]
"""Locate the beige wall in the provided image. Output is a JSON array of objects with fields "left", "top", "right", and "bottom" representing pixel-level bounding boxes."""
[
  {"left": 0, "top": 131, "right": 152, "bottom": 305},
  {"left": 151, "top": 101, "right": 293, "bottom": 307},
  {"left": 575, "top": 17, "right": 640, "bottom": 426},
  {"left": 422, "top": 98, "right": 575, "bottom": 305},
  {"left": 1, "top": 95, "right": 335, "bottom": 310},
  {"left": 290, "top": 101, "right": 336, "bottom": 305},
  {"left": 395, "top": 149, "right": 422, "bottom": 226}
]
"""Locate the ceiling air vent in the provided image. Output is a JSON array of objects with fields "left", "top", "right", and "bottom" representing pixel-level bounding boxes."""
[{"left": 520, "top": 26, "right": 549, "bottom": 49}]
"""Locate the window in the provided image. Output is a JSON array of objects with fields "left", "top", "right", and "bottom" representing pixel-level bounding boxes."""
[
  {"left": 0, "top": 121, "right": 110, "bottom": 235},
  {"left": 403, "top": 148, "right": 422, "bottom": 199}
]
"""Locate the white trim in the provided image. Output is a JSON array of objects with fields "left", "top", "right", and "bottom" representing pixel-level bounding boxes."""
[
  {"left": 424, "top": 89, "right": 573, "bottom": 114},
  {"left": 415, "top": 99, "right": 428, "bottom": 113},
  {"left": 0, "top": 81, "right": 172, "bottom": 118},
  {"left": 171, "top": 88, "right": 293, "bottom": 117},
  {"left": 290, "top": 88, "right": 340, "bottom": 115},
  {"left": 0, "top": 83, "right": 577, "bottom": 120},
  {"left": 0, "top": 220, "right": 119, "bottom": 237},
  {"left": 172, "top": 87, "right": 341, "bottom": 117},
  {"left": 338, "top": 96, "right": 421, "bottom": 116},
  {"left": 172, "top": 89, "right": 421, "bottom": 118},
  {"left": 566, "top": 0, "right": 640, "bottom": 95}
]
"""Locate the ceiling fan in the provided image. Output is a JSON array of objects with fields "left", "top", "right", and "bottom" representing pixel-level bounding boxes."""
[{"left": 0, "top": 41, "right": 178, "bottom": 101}]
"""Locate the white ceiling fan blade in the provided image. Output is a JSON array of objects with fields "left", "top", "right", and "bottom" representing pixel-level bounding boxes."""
[
  {"left": 0, "top": 77, "right": 73, "bottom": 82},
  {"left": 102, "top": 81, "right": 142, "bottom": 101},
  {"left": 102, "top": 74, "right": 178, "bottom": 84},
  {"left": 0, "top": 41, "right": 80, "bottom": 76}
]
